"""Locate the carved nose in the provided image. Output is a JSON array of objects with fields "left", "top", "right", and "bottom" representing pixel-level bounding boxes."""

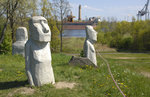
[
  {"left": 41, "top": 21, "right": 49, "bottom": 33},
  {"left": 44, "top": 29, "right": 49, "bottom": 33},
  {"left": 42, "top": 25, "right": 49, "bottom": 33}
]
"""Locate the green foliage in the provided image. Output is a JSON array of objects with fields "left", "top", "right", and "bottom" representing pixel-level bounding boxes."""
[
  {"left": 0, "top": 17, "right": 12, "bottom": 54},
  {"left": 0, "top": 0, "right": 39, "bottom": 53},
  {"left": 95, "top": 19, "right": 150, "bottom": 52},
  {"left": 40, "top": 0, "right": 52, "bottom": 18},
  {"left": 48, "top": 18, "right": 60, "bottom": 52},
  {"left": 119, "top": 37, "right": 133, "bottom": 50},
  {"left": 0, "top": 0, "right": 60, "bottom": 53},
  {"left": 0, "top": 29, "right": 12, "bottom": 54},
  {"left": 80, "top": 50, "right": 84, "bottom": 57},
  {"left": 39, "top": 0, "right": 60, "bottom": 52},
  {"left": 97, "top": 32, "right": 106, "bottom": 45}
]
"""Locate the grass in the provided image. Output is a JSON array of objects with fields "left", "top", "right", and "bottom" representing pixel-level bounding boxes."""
[
  {"left": 102, "top": 53, "right": 150, "bottom": 72},
  {"left": 62, "top": 37, "right": 117, "bottom": 54},
  {"left": 0, "top": 53, "right": 150, "bottom": 97},
  {"left": 62, "top": 37, "right": 85, "bottom": 53}
]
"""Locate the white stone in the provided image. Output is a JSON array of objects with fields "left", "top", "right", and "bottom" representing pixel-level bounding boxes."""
[
  {"left": 12, "top": 27, "right": 28, "bottom": 56},
  {"left": 83, "top": 25, "right": 98, "bottom": 66},
  {"left": 25, "top": 16, "right": 55, "bottom": 86}
]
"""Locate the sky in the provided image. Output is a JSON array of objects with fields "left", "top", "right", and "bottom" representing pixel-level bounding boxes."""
[{"left": 68, "top": 0, "right": 149, "bottom": 21}]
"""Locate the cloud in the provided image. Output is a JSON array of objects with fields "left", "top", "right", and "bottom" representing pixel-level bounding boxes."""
[
  {"left": 100, "top": 5, "right": 145, "bottom": 21},
  {"left": 70, "top": 3, "right": 103, "bottom": 12},
  {"left": 83, "top": 5, "right": 103, "bottom": 12},
  {"left": 103, "top": 5, "right": 143, "bottom": 16},
  {"left": 70, "top": 3, "right": 79, "bottom": 8}
]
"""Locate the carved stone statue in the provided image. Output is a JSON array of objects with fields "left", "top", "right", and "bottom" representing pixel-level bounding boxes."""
[
  {"left": 25, "top": 16, "right": 55, "bottom": 86},
  {"left": 83, "top": 25, "right": 98, "bottom": 66},
  {"left": 12, "top": 27, "right": 28, "bottom": 56}
]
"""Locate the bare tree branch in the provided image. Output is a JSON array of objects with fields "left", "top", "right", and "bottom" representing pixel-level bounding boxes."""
[
  {"left": 0, "top": 19, "right": 8, "bottom": 44},
  {"left": 52, "top": 0, "right": 71, "bottom": 52}
]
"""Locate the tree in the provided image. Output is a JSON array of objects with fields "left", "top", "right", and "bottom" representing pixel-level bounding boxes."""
[
  {"left": 0, "top": 0, "right": 19, "bottom": 44},
  {"left": 40, "top": 0, "right": 60, "bottom": 52},
  {"left": 0, "top": 0, "right": 39, "bottom": 44},
  {"left": 40, "top": 0, "right": 52, "bottom": 18},
  {"left": 16, "top": 0, "right": 38, "bottom": 26},
  {"left": 49, "top": 18, "right": 60, "bottom": 52},
  {"left": 52, "top": 0, "right": 71, "bottom": 52}
]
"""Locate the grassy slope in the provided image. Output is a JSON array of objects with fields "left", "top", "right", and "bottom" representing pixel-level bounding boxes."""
[
  {"left": 0, "top": 53, "right": 150, "bottom": 97},
  {"left": 62, "top": 37, "right": 85, "bottom": 53},
  {"left": 62, "top": 37, "right": 116, "bottom": 54}
]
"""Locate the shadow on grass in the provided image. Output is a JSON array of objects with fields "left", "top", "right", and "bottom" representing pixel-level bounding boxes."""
[{"left": 0, "top": 80, "right": 28, "bottom": 90}]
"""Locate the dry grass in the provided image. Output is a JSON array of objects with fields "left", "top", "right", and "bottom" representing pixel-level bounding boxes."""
[
  {"left": 7, "top": 87, "right": 35, "bottom": 97},
  {"left": 141, "top": 72, "right": 150, "bottom": 78},
  {"left": 95, "top": 43, "right": 116, "bottom": 52},
  {"left": 54, "top": 82, "right": 77, "bottom": 89},
  {"left": 106, "top": 57, "right": 150, "bottom": 59}
]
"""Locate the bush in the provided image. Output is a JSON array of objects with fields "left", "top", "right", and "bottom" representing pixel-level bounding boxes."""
[
  {"left": 0, "top": 29, "right": 12, "bottom": 54},
  {"left": 95, "top": 19, "right": 150, "bottom": 52},
  {"left": 48, "top": 18, "right": 60, "bottom": 52},
  {"left": 118, "top": 37, "right": 133, "bottom": 50}
]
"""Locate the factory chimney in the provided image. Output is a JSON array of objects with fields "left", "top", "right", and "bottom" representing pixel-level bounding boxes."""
[{"left": 78, "top": 5, "right": 81, "bottom": 21}]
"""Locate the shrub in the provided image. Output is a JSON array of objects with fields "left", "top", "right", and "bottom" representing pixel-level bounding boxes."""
[
  {"left": 0, "top": 29, "right": 12, "bottom": 54},
  {"left": 95, "top": 19, "right": 150, "bottom": 52},
  {"left": 48, "top": 18, "right": 60, "bottom": 52}
]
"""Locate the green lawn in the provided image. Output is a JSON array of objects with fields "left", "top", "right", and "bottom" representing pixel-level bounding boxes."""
[{"left": 0, "top": 53, "right": 150, "bottom": 97}]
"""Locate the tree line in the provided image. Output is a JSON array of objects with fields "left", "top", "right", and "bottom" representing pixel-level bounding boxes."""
[
  {"left": 95, "top": 18, "right": 150, "bottom": 52},
  {"left": 0, "top": 0, "right": 70, "bottom": 54}
]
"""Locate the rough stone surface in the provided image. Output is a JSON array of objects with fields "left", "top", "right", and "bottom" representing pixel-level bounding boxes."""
[
  {"left": 25, "top": 16, "right": 55, "bottom": 86},
  {"left": 69, "top": 56, "right": 97, "bottom": 67},
  {"left": 83, "top": 25, "right": 98, "bottom": 66},
  {"left": 12, "top": 27, "right": 28, "bottom": 56}
]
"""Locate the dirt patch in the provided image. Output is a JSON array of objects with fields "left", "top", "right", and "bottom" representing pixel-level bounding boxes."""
[
  {"left": 141, "top": 71, "right": 150, "bottom": 78},
  {"left": 7, "top": 87, "right": 35, "bottom": 97},
  {"left": 0, "top": 68, "right": 3, "bottom": 72},
  {"left": 113, "top": 57, "right": 138, "bottom": 59},
  {"left": 54, "top": 82, "right": 77, "bottom": 89}
]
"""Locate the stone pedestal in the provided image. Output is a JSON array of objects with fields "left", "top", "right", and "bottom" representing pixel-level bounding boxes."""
[{"left": 69, "top": 56, "right": 97, "bottom": 67}]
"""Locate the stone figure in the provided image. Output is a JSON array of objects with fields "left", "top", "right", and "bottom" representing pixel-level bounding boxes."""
[
  {"left": 83, "top": 25, "right": 98, "bottom": 66},
  {"left": 25, "top": 16, "right": 55, "bottom": 86},
  {"left": 12, "top": 27, "right": 28, "bottom": 56}
]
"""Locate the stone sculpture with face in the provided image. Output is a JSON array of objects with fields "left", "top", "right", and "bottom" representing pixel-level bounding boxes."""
[
  {"left": 12, "top": 27, "right": 28, "bottom": 56},
  {"left": 86, "top": 26, "right": 97, "bottom": 43},
  {"left": 29, "top": 16, "right": 51, "bottom": 42},
  {"left": 83, "top": 25, "right": 98, "bottom": 66},
  {"left": 25, "top": 16, "right": 55, "bottom": 86}
]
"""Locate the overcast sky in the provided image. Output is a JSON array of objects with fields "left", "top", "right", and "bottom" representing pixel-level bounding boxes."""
[{"left": 68, "top": 0, "right": 149, "bottom": 21}]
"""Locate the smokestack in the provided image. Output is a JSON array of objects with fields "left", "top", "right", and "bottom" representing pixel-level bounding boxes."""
[{"left": 78, "top": 5, "right": 81, "bottom": 21}]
